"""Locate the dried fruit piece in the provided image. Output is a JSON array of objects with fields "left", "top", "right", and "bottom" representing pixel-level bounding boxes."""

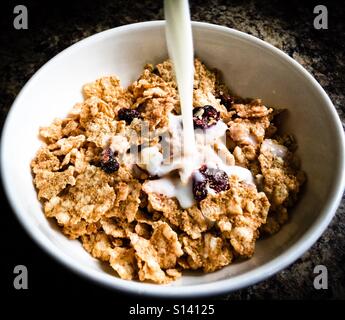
[
  {"left": 217, "top": 91, "right": 234, "bottom": 110},
  {"left": 193, "top": 105, "right": 220, "bottom": 129},
  {"left": 192, "top": 178, "right": 208, "bottom": 201},
  {"left": 118, "top": 108, "right": 140, "bottom": 124},
  {"left": 100, "top": 147, "right": 119, "bottom": 173},
  {"left": 192, "top": 165, "right": 230, "bottom": 201},
  {"left": 200, "top": 166, "right": 230, "bottom": 193}
]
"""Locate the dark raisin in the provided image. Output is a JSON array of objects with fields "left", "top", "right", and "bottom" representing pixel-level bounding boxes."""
[
  {"left": 202, "top": 167, "right": 230, "bottom": 193},
  {"left": 192, "top": 165, "right": 230, "bottom": 201},
  {"left": 100, "top": 148, "right": 119, "bottom": 173},
  {"left": 193, "top": 105, "right": 220, "bottom": 129},
  {"left": 192, "top": 178, "right": 208, "bottom": 201},
  {"left": 218, "top": 91, "right": 234, "bottom": 110},
  {"left": 118, "top": 108, "right": 140, "bottom": 124}
]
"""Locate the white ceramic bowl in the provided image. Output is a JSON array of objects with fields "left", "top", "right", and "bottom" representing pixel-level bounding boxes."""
[{"left": 2, "top": 21, "right": 345, "bottom": 297}]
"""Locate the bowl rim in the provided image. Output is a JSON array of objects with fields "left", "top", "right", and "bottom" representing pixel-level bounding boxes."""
[{"left": 1, "top": 20, "right": 345, "bottom": 298}]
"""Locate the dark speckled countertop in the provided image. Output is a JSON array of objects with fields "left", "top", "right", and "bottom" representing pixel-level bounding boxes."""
[{"left": 1, "top": 0, "right": 344, "bottom": 300}]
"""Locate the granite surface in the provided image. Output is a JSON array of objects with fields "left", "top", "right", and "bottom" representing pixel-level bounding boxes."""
[{"left": 1, "top": 0, "right": 344, "bottom": 299}]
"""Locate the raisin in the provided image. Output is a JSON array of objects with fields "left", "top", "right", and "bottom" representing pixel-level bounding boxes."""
[
  {"left": 201, "top": 166, "right": 230, "bottom": 193},
  {"left": 100, "top": 148, "right": 119, "bottom": 173},
  {"left": 218, "top": 91, "right": 234, "bottom": 110},
  {"left": 192, "top": 165, "right": 230, "bottom": 201},
  {"left": 193, "top": 105, "right": 220, "bottom": 129},
  {"left": 192, "top": 178, "right": 208, "bottom": 201},
  {"left": 118, "top": 108, "right": 140, "bottom": 124}
]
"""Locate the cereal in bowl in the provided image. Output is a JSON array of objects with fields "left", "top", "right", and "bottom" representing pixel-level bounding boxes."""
[{"left": 31, "top": 59, "right": 305, "bottom": 283}]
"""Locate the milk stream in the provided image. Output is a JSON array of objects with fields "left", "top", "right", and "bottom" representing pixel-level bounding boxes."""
[{"left": 164, "top": 0, "right": 196, "bottom": 183}]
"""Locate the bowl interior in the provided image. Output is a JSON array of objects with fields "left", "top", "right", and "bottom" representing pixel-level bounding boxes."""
[{"left": 2, "top": 21, "right": 344, "bottom": 295}]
